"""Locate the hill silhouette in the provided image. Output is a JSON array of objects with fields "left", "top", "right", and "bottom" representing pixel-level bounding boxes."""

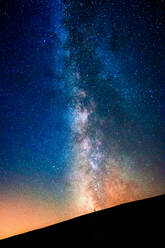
[{"left": 2, "top": 194, "right": 165, "bottom": 244}]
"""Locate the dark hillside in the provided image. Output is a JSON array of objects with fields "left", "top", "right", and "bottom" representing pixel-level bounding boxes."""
[{"left": 2, "top": 194, "right": 165, "bottom": 244}]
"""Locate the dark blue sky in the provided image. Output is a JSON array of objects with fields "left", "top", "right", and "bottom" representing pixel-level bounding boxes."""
[
  {"left": 0, "top": 0, "right": 72, "bottom": 187},
  {"left": 0, "top": 0, "right": 164, "bottom": 189}
]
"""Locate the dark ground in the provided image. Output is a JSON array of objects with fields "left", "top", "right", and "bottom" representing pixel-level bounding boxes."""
[{"left": 2, "top": 194, "right": 165, "bottom": 245}]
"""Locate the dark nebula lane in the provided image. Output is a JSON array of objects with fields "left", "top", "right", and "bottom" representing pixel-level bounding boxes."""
[{"left": 0, "top": 0, "right": 165, "bottom": 239}]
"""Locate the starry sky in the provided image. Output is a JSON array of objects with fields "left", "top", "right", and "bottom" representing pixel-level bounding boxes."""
[{"left": 0, "top": 0, "right": 165, "bottom": 239}]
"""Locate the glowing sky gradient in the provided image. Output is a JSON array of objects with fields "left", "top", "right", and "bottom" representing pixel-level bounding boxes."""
[{"left": 0, "top": 0, "right": 165, "bottom": 239}]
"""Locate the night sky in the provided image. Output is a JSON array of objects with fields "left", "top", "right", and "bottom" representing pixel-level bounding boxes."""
[{"left": 0, "top": 0, "right": 165, "bottom": 239}]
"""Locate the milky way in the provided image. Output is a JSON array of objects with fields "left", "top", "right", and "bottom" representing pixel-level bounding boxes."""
[
  {"left": 0, "top": 0, "right": 164, "bottom": 239},
  {"left": 62, "top": 0, "right": 165, "bottom": 213}
]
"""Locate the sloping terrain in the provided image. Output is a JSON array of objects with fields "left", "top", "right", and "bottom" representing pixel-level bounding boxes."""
[{"left": 2, "top": 194, "right": 165, "bottom": 244}]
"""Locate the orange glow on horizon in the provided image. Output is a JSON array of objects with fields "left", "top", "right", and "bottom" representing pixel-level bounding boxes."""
[{"left": 0, "top": 193, "right": 64, "bottom": 240}]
